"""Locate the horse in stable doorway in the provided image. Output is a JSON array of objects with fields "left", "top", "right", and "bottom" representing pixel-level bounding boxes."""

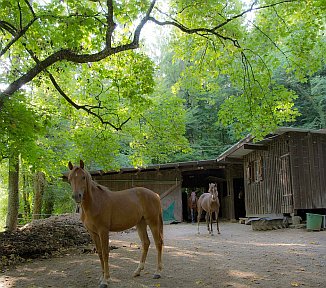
[
  {"left": 188, "top": 190, "right": 198, "bottom": 223},
  {"left": 197, "top": 183, "right": 220, "bottom": 236}
]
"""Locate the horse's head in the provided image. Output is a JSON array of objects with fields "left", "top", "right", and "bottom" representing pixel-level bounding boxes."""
[
  {"left": 68, "top": 160, "right": 89, "bottom": 204},
  {"left": 208, "top": 183, "right": 218, "bottom": 202}
]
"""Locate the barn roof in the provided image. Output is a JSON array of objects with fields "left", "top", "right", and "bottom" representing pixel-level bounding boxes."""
[
  {"left": 216, "top": 127, "right": 326, "bottom": 164},
  {"left": 86, "top": 159, "right": 224, "bottom": 177}
]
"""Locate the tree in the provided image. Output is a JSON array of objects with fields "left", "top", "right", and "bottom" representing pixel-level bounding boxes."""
[
  {"left": 0, "top": 93, "right": 43, "bottom": 231},
  {"left": 32, "top": 171, "right": 46, "bottom": 220},
  {"left": 155, "top": 43, "right": 238, "bottom": 161},
  {"left": 6, "top": 154, "right": 19, "bottom": 232},
  {"left": 274, "top": 65, "right": 326, "bottom": 129},
  {"left": 168, "top": 1, "right": 325, "bottom": 138},
  {"left": 1, "top": 0, "right": 325, "bottom": 137}
]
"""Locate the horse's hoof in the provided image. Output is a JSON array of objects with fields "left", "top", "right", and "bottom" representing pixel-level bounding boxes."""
[
  {"left": 153, "top": 274, "right": 161, "bottom": 279},
  {"left": 133, "top": 270, "right": 141, "bottom": 277},
  {"left": 99, "top": 284, "right": 108, "bottom": 288}
]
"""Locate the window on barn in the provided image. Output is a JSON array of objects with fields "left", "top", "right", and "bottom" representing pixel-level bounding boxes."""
[{"left": 247, "top": 157, "right": 264, "bottom": 183}]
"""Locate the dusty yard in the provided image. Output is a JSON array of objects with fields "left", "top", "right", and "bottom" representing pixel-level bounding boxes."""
[{"left": 1, "top": 221, "right": 325, "bottom": 288}]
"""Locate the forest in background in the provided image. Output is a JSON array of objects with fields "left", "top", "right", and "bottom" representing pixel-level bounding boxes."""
[{"left": 0, "top": 0, "right": 325, "bottom": 231}]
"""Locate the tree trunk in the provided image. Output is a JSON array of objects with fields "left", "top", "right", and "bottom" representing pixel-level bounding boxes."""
[
  {"left": 32, "top": 171, "right": 46, "bottom": 220},
  {"left": 22, "top": 173, "right": 31, "bottom": 220},
  {"left": 6, "top": 154, "right": 19, "bottom": 232},
  {"left": 43, "top": 182, "right": 55, "bottom": 217}
]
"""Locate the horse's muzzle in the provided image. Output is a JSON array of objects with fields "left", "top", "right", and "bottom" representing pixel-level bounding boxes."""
[{"left": 72, "top": 192, "right": 83, "bottom": 203}]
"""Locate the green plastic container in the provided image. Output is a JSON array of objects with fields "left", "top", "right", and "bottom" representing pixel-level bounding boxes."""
[{"left": 306, "top": 213, "right": 323, "bottom": 231}]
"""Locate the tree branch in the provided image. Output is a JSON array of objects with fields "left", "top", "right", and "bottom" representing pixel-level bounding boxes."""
[
  {"left": 148, "top": 17, "right": 241, "bottom": 48},
  {"left": 0, "top": 21, "right": 17, "bottom": 35},
  {"left": 106, "top": 0, "right": 115, "bottom": 47},
  {"left": 0, "top": 1, "right": 158, "bottom": 110},
  {"left": 0, "top": 0, "right": 298, "bottom": 112},
  {"left": 133, "top": 0, "right": 156, "bottom": 45},
  {"left": 21, "top": 35, "right": 130, "bottom": 130},
  {"left": 0, "top": 18, "right": 38, "bottom": 57},
  {"left": 48, "top": 73, "right": 131, "bottom": 131}
]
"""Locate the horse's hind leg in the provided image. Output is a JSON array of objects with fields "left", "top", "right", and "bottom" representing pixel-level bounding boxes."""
[
  {"left": 148, "top": 214, "right": 163, "bottom": 279},
  {"left": 134, "top": 218, "right": 150, "bottom": 277},
  {"left": 216, "top": 211, "right": 221, "bottom": 234},
  {"left": 197, "top": 207, "right": 202, "bottom": 234}
]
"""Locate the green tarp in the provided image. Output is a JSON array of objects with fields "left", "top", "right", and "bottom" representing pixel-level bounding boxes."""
[{"left": 163, "top": 201, "right": 175, "bottom": 222}]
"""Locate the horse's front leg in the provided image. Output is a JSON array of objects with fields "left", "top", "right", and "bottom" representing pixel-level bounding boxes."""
[
  {"left": 99, "top": 231, "right": 110, "bottom": 288},
  {"left": 206, "top": 212, "right": 211, "bottom": 234},
  {"left": 191, "top": 208, "right": 195, "bottom": 223},
  {"left": 89, "top": 231, "right": 105, "bottom": 282}
]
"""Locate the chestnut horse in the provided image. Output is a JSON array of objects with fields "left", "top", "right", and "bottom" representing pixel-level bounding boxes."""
[
  {"left": 68, "top": 160, "right": 163, "bottom": 288},
  {"left": 188, "top": 191, "right": 198, "bottom": 223},
  {"left": 197, "top": 183, "right": 220, "bottom": 235}
]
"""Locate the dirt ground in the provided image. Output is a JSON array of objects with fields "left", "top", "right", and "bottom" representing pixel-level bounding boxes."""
[{"left": 1, "top": 221, "right": 325, "bottom": 288}]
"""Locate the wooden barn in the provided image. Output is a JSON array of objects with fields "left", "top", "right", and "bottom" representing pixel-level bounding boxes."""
[
  {"left": 88, "top": 160, "right": 227, "bottom": 223},
  {"left": 64, "top": 127, "right": 325, "bottom": 223},
  {"left": 217, "top": 128, "right": 326, "bottom": 219}
]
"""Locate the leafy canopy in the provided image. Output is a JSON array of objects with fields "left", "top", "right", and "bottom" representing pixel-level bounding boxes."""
[{"left": 0, "top": 0, "right": 325, "bottom": 152}]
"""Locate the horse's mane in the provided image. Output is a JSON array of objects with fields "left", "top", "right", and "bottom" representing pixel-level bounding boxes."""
[
  {"left": 82, "top": 168, "right": 111, "bottom": 193},
  {"left": 69, "top": 165, "right": 112, "bottom": 195},
  {"left": 96, "top": 183, "right": 110, "bottom": 191}
]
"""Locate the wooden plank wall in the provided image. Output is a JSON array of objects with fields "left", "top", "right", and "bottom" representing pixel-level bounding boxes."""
[
  {"left": 290, "top": 132, "right": 326, "bottom": 209},
  {"left": 93, "top": 169, "right": 183, "bottom": 221},
  {"left": 245, "top": 131, "right": 326, "bottom": 217},
  {"left": 244, "top": 135, "right": 291, "bottom": 217}
]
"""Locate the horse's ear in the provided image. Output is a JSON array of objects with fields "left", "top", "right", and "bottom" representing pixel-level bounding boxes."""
[
  {"left": 80, "top": 160, "right": 84, "bottom": 169},
  {"left": 68, "top": 161, "right": 74, "bottom": 170}
]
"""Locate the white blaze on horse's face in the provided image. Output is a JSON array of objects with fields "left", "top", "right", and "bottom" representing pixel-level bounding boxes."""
[
  {"left": 209, "top": 183, "right": 218, "bottom": 202},
  {"left": 68, "top": 168, "right": 87, "bottom": 204}
]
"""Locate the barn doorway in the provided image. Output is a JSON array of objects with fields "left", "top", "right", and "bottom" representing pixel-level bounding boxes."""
[
  {"left": 233, "top": 178, "right": 246, "bottom": 219},
  {"left": 181, "top": 168, "right": 225, "bottom": 222}
]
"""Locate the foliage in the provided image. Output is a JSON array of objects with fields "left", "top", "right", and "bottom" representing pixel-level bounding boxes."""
[
  {"left": 0, "top": 0, "right": 325, "bottom": 226},
  {"left": 1, "top": 0, "right": 325, "bottom": 138},
  {"left": 156, "top": 46, "right": 238, "bottom": 160},
  {"left": 168, "top": 0, "right": 325, "bottom": 138},
  {"left": 275, "top": 65, "right": 326, "bottom": 129}
]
